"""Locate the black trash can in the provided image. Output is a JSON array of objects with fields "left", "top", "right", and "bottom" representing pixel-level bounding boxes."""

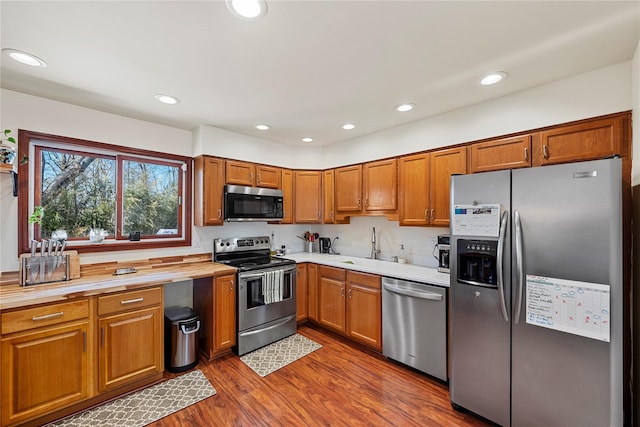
[{"left": 164, "top": 306, "right": 200, "bottom": 373}]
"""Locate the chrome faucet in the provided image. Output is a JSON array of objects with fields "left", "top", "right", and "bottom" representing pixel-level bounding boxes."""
[{"left": 370, "top": 227, "right": 381, "bottom": 260}]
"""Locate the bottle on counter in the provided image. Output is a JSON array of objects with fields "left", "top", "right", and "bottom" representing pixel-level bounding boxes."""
[{"left": 398, "top": 244, "right": 406, "bottom": 264}]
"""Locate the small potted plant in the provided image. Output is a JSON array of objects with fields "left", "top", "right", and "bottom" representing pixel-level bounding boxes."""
[{"left": 0, "top": 129, "right": 16, "bottom": 165}]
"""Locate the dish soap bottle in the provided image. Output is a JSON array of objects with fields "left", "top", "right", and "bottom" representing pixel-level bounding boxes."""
[{"left": 398, "top": 244, "right": 406, "bottom": 264}]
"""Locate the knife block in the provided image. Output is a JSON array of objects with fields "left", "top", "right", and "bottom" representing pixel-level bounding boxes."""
[{"left": 19, "top": 250, "right": 80, "bottom": 286}]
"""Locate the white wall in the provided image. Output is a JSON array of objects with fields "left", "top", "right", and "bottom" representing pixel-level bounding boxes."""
[{"left": 0, "top": 61, "right": 634, "bottom": 273}]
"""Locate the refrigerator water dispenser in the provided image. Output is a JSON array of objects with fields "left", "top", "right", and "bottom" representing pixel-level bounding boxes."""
[{"left": 456, "top": 239, "right": 497, "bottom": 287}]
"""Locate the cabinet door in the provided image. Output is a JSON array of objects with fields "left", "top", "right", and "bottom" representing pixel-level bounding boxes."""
[
  {"left": 296, "top": 264, "right": 308, "bottom": 321},
  {"left": 346, "top": 271, "right": 381, "bottom": 351},
  {"left": 335, "top": 164, "right": 362, "bottom": 212},
  {"left": 194, "top": 156, "right": 224, "bottom": 226},
  {"left": 214, "top": 274, "right": 236, "bottom": 351},
  {"left": 307, "top": 264, "right": 318, "bottom": 321},
  {"left": 431, "top": 147, "right": 467, "bottom": 226},
  {"left": 294, "top": 171, "right": 322, "bottom": 223},
  {"left": 363, "top": 159, "right": 397, "bottom": 211},
  {"left": 225, "top": 160, "right": 255, "bottom": 186},
  {"left": 98, "top": 306, "right": 163, "bottom": 392},
  {"left": 255, "top": 165, "right": 281, "bottom": 189},
  {"left": 1, "top": 321, "right": 91, "bottom": 426},
  {"left": 322, "top": 169, "right": 335, "bottom": 223},
  {"left": 533, "top": 116, "right": 624, "bottom": 166},
  {"left": 280, "top": 169, "right": 293, "bottom": 224},
  {"left": 399, "top": 153, "right": 430, "bottom": 226},
  {"left": 317, "top": 266, "right": 346, "bottom": 334},
  {"left": 470, "top": 135, "right": 531, "bottom": 173}
]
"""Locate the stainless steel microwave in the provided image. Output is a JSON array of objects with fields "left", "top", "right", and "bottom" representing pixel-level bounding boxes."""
[{"left": 224, "top": 185, "right": 284, "bottom": 222}]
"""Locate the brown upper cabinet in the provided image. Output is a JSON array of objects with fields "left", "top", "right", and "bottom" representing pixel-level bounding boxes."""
[
  {"left": 280, "top": 169, "right": 294, "bottom": 224},
  {"left": 469, "top": 134, "right": 532, "bottom": 173},
  {"left": 322, "top": 169, "right": 335, "bottom": 223},
  {"left": 430, "top": 147, "right": 467, "bottom": 227},
  {"left": 533, "top": 116, "right": 626, "bottom": 166},
  {"left": 294, "top": 170, "right": 322, "bottom": 223},
  {"left": 335, "top": 160, "right": 398, "bottom": 217},
  {"left": 335, "top": 164, "right": 362, "bottom": 212},
  {"left": 194, "top": 156, "right": 224, "bottom": 226},
  {"left": 225, "top": 160, "right": 281, "bottom": 189},
  {"left": 363, "top": 159, "right": 397, "bottom": 212},
  {"left": 399, "top": 148, "right": 466, "bottom": 227}
]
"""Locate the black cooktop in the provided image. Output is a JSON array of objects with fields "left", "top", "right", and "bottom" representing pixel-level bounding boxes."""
[{"left": 213, "top": 236, "right": 295, "bottom": 272}]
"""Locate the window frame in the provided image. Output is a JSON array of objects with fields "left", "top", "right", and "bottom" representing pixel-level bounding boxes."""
[{"left": 18, "top": 130, "right": 192, "bottom": 255}]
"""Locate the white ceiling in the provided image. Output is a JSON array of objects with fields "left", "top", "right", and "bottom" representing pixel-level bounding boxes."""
[{"left": 1, "top": 1, "right": 639, "bottom": 147}]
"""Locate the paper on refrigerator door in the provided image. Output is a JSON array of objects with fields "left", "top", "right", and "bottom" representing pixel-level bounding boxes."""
[
  {"left": 526, "top": 275, "right": 610, "bottom": 342},
  {"left": 452, "top": 204, "right": 501, "bottom": 237}
]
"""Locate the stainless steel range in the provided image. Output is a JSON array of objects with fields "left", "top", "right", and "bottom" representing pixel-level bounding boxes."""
[{"left": 213, "top": 236, "right": 297, "bottom": 355}]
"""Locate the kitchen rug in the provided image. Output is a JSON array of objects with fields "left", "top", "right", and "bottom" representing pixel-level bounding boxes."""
[
  {"left": 240, "top": 333, "right": 322, "bottom": 377},
  {"left": 47, "top": 370, "right": 216, "bottom": 427}
]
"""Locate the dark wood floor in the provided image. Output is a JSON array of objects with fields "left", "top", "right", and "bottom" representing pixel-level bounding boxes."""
[{"left": 151, "top": 324, "right": 491, "bottom": 426}]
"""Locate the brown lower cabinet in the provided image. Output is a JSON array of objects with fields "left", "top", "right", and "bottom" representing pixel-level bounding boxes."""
[
  {"left": 193, "top": 274, "right": 237, "bottom": 360},
  {"left": 316, "top": 265, "right": 381, "bottom": 351},
  {"left": 1, "top": 286, "right": 164, "bottom": 427},
  {"left": 296, "top": 263, "right": 308, "bottom": 321}
]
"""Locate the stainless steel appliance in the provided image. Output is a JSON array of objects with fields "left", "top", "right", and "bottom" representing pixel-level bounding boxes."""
[
  {"left": 224, "top": 185, "right": 284, "bottom": 222},
  {"left": 213, "top": 236, "right": 296, "bottom": 355},
  {"left": 318, "top": 237, "right": 331, "bottom": 253},
  {"left": 436, "top": 235, "right": 450, "bottom": 273},
  {"left": 449, "top": 158, "right": 624, "bottom": 426},
  {"left": 164, "top": 306, "right": 200, "bottom": 373},
  {"left": 382, "top": 277, "right": 447, "bottom": 381}
]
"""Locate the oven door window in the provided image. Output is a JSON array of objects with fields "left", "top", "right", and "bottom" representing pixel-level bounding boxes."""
[{"left": 246, "top": 270, "right": 292, "bottom": 309}]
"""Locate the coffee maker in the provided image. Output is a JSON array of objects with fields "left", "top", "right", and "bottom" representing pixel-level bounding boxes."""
[
  {"left": 437, "top": 235, "right": 450, "bottom": 273},
  {"left": 319, "top": 237, "right": 332, "bottom": 254}
]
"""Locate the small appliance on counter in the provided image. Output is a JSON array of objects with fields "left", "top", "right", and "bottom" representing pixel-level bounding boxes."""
[
  {"left": 319, "top": 237, "right": 332, "bottom": 253},
  {"left": 436, "top": 235, "right": 450, "bottom": 273}
]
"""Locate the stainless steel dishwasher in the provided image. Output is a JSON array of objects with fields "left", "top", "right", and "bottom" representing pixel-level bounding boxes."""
[{"left": 382, "top": 277, "right": 447, "bottom": 381}]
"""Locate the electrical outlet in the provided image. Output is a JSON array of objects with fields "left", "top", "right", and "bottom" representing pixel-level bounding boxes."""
[{"left": 428, "top": 237, "right": 436, "bottom": 248}]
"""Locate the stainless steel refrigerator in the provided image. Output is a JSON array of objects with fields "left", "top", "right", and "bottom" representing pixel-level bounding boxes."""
[{"left": 449, "top": 158, "right": 623, "bottom": 426}]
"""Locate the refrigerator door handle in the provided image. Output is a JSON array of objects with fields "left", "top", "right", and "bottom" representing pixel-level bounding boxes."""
[
  {"left": 514, "top": 210, "right": 524, "bottom": 324},
  {"left": 496, "top": 210, "right": 509, "bottom": 322}
]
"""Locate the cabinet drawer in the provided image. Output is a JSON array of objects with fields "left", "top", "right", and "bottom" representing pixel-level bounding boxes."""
[
  {"left": 318, "top": 265, "right": 346, "bottom": 281},
  {"left": 1, "top": 299, "right": 89, "bottom": 335},
  {"left": 98, "top": 287, "right": 162, "bottom": 316},
  {"left": 347, "top": 271, "right": 381, "bottom": 290}
]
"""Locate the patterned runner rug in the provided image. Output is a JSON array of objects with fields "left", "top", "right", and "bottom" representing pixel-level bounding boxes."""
[
  {"left": 240, "top": 333, "right": 322, "bottom": 377},
  {"left": 48, "top": 370, "right": 216, "bottom": 427}
]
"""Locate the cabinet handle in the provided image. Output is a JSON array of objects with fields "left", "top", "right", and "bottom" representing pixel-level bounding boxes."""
[
  {"left": 217, "top": 209, "right": 222, "bottom": 219},
  {"left": 230, "top": 280, "right": 234, "bottom": 290},
  {"left": 340, "top": 288, "right": 344, "bottom": 298},
  {"left": 543, "top": 144, "right": 549, "bottom": 159},
  {"left": 121, "top": 297, "right": 144, "bottom": 305},
  {"left": 318, "top": 211, "right": 321, "bottom": 220},
  {"left": 524, "top": 147, "right": 528, "bottom": 161},
  {"left": 365, "top": 198, "right": 368, "bottom": 207},
  {"left": 425, "top": 209, "right": 429, "bottom": 219},
  {"left": 357, "top": 198, "right": 360, "bottom": 208},
  {"left": 348, "top": 289, "right": 352, "bottom": 299},
  {"left": 430, "top": 209, "right": 434, "bottom": 220},
  {"left": 330, "top": 211, "right": 334, "bottom": 220},
  {"left": 256, "top": 173, "right": 261, "bottom": 184},
  {"left": 32, "top": 311, "right": 63, "bottom": 321},
  {"left": 249, "top": 172, "right": 253, "bottom": 182}
]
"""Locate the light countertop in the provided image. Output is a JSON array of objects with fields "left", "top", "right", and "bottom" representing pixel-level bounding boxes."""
[{"left": 282, "top": 252, "right": 450, "bottom": 287}]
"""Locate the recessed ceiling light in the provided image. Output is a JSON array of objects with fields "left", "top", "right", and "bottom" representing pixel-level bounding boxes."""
[
  {"left": 302, "top": 137, "right": 313, "bottom": 143},
  {"left": 480, "top": 72, "right": 507, "bottom": 86},
  {"left": 256, "top": 124, "right": 270, "bottom": 130},
  {"left": 342, "top": 123, "right": 356, "bottom": 130},
  {"left": 2, "top": 48, "right": 47, "bottom": 67},
  {"left": 395, "top": 103, "right": 414, "bottom": 112},
  {"left": 226, "top": 0, "right": 267, "bottom": 20},
  {"left": 154, "top": 94, "right": 179, "bottom": 105}
]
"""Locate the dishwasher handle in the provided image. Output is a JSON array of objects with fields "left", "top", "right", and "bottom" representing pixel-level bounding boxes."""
[{"left": 383, "top": 283, "right": 443, "bottom": 301}]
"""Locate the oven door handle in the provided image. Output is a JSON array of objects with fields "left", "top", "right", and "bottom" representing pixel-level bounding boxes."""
[
  {"left": 239, "top": 271, "right": 266, "bottom": 280},
  {"left": 239, "top": 314, "right": 297, "bottom": 337}
]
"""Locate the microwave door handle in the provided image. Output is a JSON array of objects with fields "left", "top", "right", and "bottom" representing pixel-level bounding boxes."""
[
  {"left": 514, "top": 210, "right": 524, "bottom": 324},
  {"left": 496, "top": 210, "right": 509, "bottom": 322}
]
